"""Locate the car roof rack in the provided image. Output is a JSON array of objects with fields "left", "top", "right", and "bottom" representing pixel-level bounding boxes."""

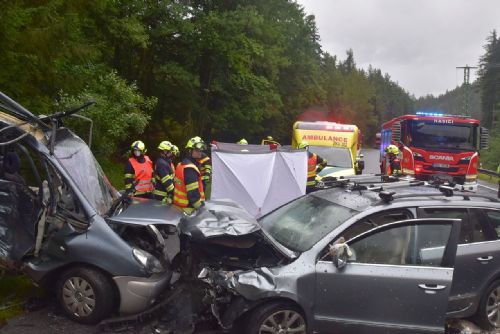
[
  {"left": 377, "top": 185, "right": 500, "bottom": 204},
  {"left": 316, "top": 174, "right": 499, "bottom": 204}
]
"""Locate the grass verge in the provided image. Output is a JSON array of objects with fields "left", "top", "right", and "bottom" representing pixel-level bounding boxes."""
[{"left": 0, "top": 274, "right": 40, "bottom": 325}]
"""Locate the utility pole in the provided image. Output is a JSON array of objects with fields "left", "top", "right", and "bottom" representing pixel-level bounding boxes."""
[{"left": 456, "top": 65, "right": 477, "bottom": 116}]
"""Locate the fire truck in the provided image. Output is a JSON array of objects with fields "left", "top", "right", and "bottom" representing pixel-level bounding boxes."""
[
  {"left": 292, "top": 121, "right": 364, "bottom": 178},
  {"left": 380, "top": 111, "right": 489, "bottom": 190}
]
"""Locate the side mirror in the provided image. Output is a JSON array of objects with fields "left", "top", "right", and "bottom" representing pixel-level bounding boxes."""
[
  {"left": 327, "top": 243, "right": 353, "bottom": 269},
  {"left": 357, "top": 160, "right": 365, "bottom": 170}
]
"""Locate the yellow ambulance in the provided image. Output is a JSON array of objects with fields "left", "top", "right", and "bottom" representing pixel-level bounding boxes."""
[{"left": 292, "top": 121, "right": 364, "bottom": 178}]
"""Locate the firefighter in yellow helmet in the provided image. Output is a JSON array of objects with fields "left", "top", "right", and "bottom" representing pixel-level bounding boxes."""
[
  {"left": 384, "top": 144, "right": 402, "bottom": 176},
  {"left": 124, "top": 140, "right": 154, "bottom": 198},
  {"left": 299, "top": 141, "right": 326, "bottom": 193},
  {"left": 173, "top": 137, "right": 206, "bottom": 213},
  {"left": 153, "top": 141, "right": 176, "bottom": 203}
]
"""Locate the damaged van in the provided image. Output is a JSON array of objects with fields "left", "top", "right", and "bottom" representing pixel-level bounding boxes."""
[{"left": 0, "top": 92, "right": 183, "bottom": 324}]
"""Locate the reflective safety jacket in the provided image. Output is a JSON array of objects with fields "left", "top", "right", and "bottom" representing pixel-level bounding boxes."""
[
  {"left": 306, "top": 152, "right": 326, "bottom": 192},
  {"left": 153, "top": 156, "right": 175, "bottom": 203},
  {"left": 197, "top": 155, "right": 212, "bottom": 191},
  {"left": 125, "top": 156, "right": 154, "bottom": 196},
  {"left": 173, "top": 159, "right": 205, "bottom": 211}
]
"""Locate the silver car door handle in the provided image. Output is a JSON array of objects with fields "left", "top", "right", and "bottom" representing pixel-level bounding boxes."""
[
  {"left": 418, "top": 284, "right": 446, "bottom": 294},
  {"left": 477, "top": 256, "right": 493, "bottom": 262}
]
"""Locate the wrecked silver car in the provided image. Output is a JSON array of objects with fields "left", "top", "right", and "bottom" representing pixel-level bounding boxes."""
[
  {"left": 0, "top": 92, "right": 180, "bottom": 324},
  {"left": 188, "top": 188, "right": 469, "bottom": 334}
]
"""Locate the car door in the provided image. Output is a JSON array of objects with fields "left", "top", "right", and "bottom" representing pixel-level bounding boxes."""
[
  {"left": 314, "top": 218, "right": 461, "bottom": 334},
  {"left": 417, "top": 207, "right": 497, "bottom": 315}
]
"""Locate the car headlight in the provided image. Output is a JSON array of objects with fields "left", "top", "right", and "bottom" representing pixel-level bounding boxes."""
[{"left": 132, "top": 248, "right": 164, "bottom": 274}]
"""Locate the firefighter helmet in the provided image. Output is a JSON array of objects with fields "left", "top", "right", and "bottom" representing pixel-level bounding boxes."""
[
  {"left": 385, "top": 144, "right": 399, "bottom": 155},
  {"left": 157, "top": 140, "right": 173, "bottom": 152},
  {"left": 298, "top": 141, "right": 309, "bottom": 149},
  {"left": 131, "top": 140, "right": 147, "bottom": 153},
  {"left": 186, "top": 136, "right": 207, "bottom": 150},
  {"left": 172, "top": 145, "right": 180, "bottom": 157},
  {"left": 237, "top": 138, "right": 248, "bottom": 145}
]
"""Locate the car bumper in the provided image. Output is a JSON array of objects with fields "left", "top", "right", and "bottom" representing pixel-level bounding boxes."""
[{"left": 113, "top": 272, "right": 171, "bottom": 314}]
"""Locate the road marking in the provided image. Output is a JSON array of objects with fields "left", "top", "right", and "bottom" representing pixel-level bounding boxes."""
[{"left": 479, "top": 183, "right": 498, "bottom": 192}]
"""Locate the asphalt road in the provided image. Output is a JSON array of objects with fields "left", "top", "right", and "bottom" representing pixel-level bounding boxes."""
[{"left": 1, "top": 149, "right": 498, "bottom": 334}]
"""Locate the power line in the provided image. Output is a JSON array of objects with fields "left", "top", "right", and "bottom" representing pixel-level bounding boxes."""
[{"left": 456, "top": 65, "right": 477, "bottom": 116}]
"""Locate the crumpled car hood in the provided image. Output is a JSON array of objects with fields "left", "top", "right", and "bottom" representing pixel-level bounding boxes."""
[
  {"left": 108, "top": 198, "right": 261, "bottom": 238},
  {"left": 180, "top": 199, "right": 261, "bottom": 239},
  {"left": 107, "top": 198, "right": 184, "bottom": 227}
]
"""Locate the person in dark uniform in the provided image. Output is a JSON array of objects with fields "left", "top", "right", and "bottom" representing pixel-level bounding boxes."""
[{"left": 153, "top": 141, "right": 176, "bottom": 203}]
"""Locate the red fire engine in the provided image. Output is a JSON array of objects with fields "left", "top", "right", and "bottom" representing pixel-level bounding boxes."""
[{"left": 380, "top": 111, "right": 489, "bottom": 191}]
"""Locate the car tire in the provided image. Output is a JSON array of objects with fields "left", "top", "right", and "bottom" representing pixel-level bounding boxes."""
[
  {"left": 243, "top": 301, "right": 307, "bottom": 334},
  {"left": 475, "top": 279, "right": 500, "bottom": 330},
  {"left": 56, "top": 267, "right": 116, "bottom": 324}
]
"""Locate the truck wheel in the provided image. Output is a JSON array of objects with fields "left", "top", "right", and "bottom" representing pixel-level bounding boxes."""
[
  {"left": 244, "top": 301, "right": 306, "bottom": 334},
  {"left": 56, "top": 267, "right": 116, "bottom": 324},
  {"left": 474, "top": 279, "right": 500, "bottom": 330}
]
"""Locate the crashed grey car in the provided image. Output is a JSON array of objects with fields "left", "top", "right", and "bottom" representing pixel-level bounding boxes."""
[
  {"left": 0, "top": 92, "right": 183, "bottom": 324},
  {"left": 180, "top": 182, "right": 500, "bottom": 334}
]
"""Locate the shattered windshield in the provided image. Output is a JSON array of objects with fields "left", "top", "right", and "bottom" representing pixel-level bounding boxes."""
[
  {"left": 259, "top": 195, "right": 359, "bottom": 252},
  {"left": 408, "top": 120, "right": 478, "bottom": 151},
  {"left": 308, "top": 146, "right": 352, "bottom": 168},
  {"left": 53, "top": 129, "right": 118, "bottom": 215}
]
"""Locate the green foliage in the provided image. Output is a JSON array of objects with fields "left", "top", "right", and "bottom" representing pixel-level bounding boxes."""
[
  {"left": 0, "top": 274, "right": 41, "bottom": 323},
  {"left": 0, "top": 0, "right": 414, "bottom": 158},
  {"left": 97, "top": 157, "right": 124, "bottom": 189},
  {"left": 415, "top": 83, "right": 481, "bottom": 119},
  {"left": 480, "top": 132, "right": 500, "bottom": 170},
  {"left": 478, "top": 30, "right": 500, "bottom": 128},
  {"left": 57, "top": 70, "right": 154, "bottom": 158}
]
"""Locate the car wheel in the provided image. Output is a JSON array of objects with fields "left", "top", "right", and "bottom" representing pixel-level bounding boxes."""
[
  {"left": 475, "top": 279, "right": 500, "bottom": 330},
  {"left": 244, "top": 302, "right": 307, "bottom": 334},
  {"left": 56, "top": 267, "right": 115, "bottom": 324}
]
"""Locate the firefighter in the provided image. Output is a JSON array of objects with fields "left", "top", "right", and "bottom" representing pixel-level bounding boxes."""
[
  {"left": 172, "top": 145, "right": 180, "bottom": 163},
  {"left": 153, "top": 141, "right": 176, "bottom": 203},
  {"left": 189, "top": 136, "right": 211, "bottom": 199},
  {"left": 385, "top": 144, "right": 402, "bottom": 176},
  {"left": 173, "top": 137, "right": 206, "bottom": 214},
  {"left": 124, "top": 140, "right": 154, "bottom": 198},
  {"left": 299, "top": 140, "right": 327, "bottom": 193}
]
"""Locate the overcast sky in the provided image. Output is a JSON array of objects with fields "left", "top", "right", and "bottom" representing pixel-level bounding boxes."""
[{"left": 296, "top": 0, "right": 500, "bottom": 98}]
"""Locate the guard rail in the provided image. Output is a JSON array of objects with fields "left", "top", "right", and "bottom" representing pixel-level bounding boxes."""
[{"left": 478, "top": 168, "right": 499, "bottom": 179}]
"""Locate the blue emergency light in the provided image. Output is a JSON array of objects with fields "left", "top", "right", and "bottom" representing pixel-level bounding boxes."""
[{"left": 416, "top": 111, "right": 445, "bottom": 117}]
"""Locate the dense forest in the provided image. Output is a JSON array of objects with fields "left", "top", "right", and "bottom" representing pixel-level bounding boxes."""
[
  {"left": 415, "top": 83, "right": 481, "bottom": 120},
  {"left": 0, "top": 1, "right": 412, "bottom": 161},
  {"left": 477, "top": 30, "right": 500, "bottom": 169},
  {"left": 0, "top": 1, "right": 499, "bottom": 176}
]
